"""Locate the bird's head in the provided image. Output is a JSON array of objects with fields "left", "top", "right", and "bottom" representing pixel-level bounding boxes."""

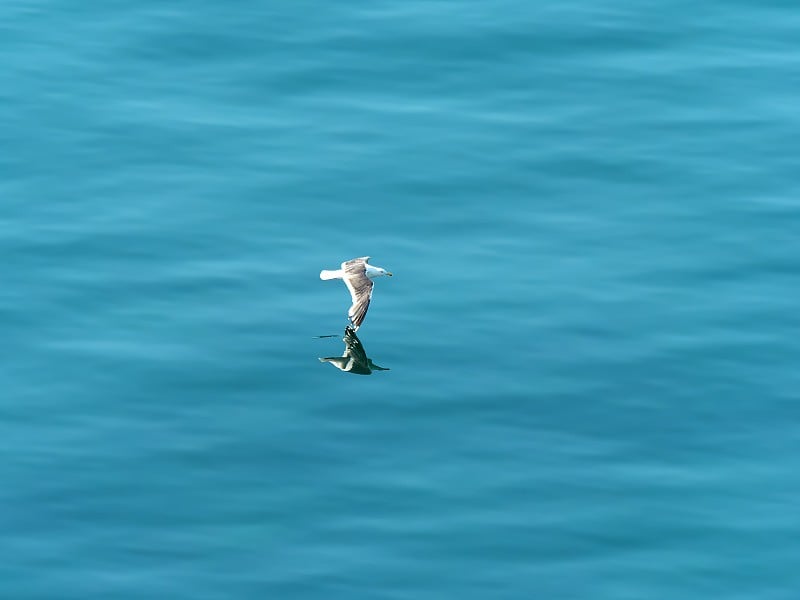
[{"left": 366, "top": 264, "right": 393, "bottom": 279}]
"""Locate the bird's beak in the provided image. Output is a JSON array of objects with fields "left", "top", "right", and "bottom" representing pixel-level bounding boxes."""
[{"left": 386, "top": 272, "right": 393, "bottom": 276}]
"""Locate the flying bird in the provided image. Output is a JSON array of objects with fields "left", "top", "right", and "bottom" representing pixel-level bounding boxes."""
[
  {"left": 319, "top": 326, "right": 389, "bottom": 375},
  {"left": 320, "top": 256, "right": 392, "bottom": 330}
]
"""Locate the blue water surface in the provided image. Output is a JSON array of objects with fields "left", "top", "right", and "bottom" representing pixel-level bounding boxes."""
[{"left": 2, "top": 1, "right": 800, "bottom": 598}]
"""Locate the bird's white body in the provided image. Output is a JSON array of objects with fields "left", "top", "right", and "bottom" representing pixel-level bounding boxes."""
[{"left": 320, "top": 264, "right": 389, "bottom": 281}]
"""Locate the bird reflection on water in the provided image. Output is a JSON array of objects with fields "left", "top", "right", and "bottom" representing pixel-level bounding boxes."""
[{"left": 319, "top": 326, "right": 389, "bottom": 375}]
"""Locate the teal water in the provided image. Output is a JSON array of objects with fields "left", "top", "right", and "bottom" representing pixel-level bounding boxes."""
[{"left": 3, "top": 2, "right": 800, "bottom": 598}]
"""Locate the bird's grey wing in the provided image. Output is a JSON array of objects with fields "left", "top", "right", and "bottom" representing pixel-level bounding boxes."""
[
  {"left": 341, "top": 256, "right": 370, "bottom": 270},
  {"left": 342, "top": 263, "right": 373, "bottom": 330}
]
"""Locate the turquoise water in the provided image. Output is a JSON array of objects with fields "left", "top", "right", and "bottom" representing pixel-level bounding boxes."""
[{"left": 3, "top": 2, "right": 800, "bottom": 598}]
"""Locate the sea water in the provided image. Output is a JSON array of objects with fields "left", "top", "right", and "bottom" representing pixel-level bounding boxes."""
[{"left": 3, "top": 2, "right": 799, "bottom": 598}]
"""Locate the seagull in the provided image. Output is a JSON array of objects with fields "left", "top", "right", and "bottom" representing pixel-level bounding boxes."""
[
  {"left": 319, "top": 256, "right": 392, "bottom": 330},
  {"left": 319, "top": 326, "right": 389, "bottom": 375}
]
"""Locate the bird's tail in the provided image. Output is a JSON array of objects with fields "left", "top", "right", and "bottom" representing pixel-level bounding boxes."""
[{"left": 320, "top": 269, "right": 343, "bottom": 280}]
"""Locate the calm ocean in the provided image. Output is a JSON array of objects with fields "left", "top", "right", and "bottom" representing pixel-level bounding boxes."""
[{"left": 3, "top": 1, "right": 799, "bottom": 598}]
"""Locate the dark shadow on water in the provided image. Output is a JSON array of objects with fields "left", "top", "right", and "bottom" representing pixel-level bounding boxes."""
[{"left": 318, "top": 326, "right": 389, "bottom": 375}]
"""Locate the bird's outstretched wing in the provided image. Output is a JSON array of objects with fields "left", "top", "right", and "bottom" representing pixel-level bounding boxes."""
[{"left": 341, "top": 258, "right": 373, "bottom": 330}]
